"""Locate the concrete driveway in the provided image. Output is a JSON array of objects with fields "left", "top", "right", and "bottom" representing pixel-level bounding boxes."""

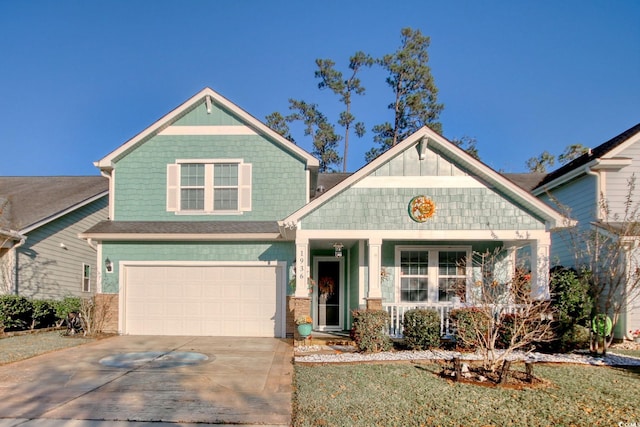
[{"left": 0, "top": 336, "right": 293, "bottom": 426}]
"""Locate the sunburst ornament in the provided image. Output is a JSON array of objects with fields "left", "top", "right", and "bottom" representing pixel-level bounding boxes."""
[{"left": 408, "top": 195, "right": 436, "bottom": 222}]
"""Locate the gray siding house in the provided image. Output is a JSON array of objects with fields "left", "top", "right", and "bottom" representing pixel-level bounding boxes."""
[
  {"left": 0, "top": 177, "right": 108, "bottom": 299},
  {"left": 531, "top": 123, "right": 640, "bottom": 339}
]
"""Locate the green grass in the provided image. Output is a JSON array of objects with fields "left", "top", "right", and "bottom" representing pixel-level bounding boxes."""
[
  {"left": 293, "top": 362, "right": 640, "bottom": 426},
  {"left": 0, "top": 330, "right": 93, "bottom": 365},
  {"left": 610, "top": 349, "right": 640, "bottom": 358}
]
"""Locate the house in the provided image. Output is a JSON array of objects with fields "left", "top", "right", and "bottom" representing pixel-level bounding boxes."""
[
  {"left": 0, "top": 176, "right": 108, "bottom": 299},
  {"left": 80, "top": 87, "right": 566, "bottom": 338},
  {"left": 531, "top": 123, "right": 640, "bottom": 339}
]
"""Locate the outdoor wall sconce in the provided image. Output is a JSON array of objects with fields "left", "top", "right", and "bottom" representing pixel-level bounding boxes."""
[
  {"left": 333, "top": 243, "right": 344, "bottom": 258},
  {"left": 105, "top": 258, "right": 113, "bottom": 273}
]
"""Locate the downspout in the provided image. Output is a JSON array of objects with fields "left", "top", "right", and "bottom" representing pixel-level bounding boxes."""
[
  {"left": 99, "top": 168, "right": 114, "bottom": 220},
  {"left": 10, "top": 234, "right": 27, "bottom": 295},
  {"left": 584, "top": 165, "right": 602, "bottom": 221}
]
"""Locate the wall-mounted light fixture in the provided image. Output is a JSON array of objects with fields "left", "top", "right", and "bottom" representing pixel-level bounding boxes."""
[
  {"left": 333, "top": 243, "right": 344, "bottom": 258},
  {"left": 59, "top": 242, "right": 67, "bottom": 250},
  {"left": 105, "top": 258, "right": 113, "bottom": 273}
]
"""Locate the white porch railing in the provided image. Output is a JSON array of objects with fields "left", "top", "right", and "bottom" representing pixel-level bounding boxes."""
[
  {"left": 383, "top": 303, "right": 455, "bottom": 338},
  {"left": 382, "top": 302, "right": 525, "bottom": 338}
]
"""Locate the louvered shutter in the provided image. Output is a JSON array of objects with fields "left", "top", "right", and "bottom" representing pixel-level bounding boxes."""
[
  {"left": 166, "top": 164, "right": 180, "bottom": 212},
  {"left": 239, "top": 163, "right": 252, "bottom": 211}
]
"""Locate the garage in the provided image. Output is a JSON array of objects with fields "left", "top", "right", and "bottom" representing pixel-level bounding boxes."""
[{"left": 121, "top": 263, "right": 283, "bottom": 337}]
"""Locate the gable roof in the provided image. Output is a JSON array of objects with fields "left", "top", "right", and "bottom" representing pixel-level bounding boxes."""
[
  {"left": 502, "top": 173, "right": 547, "bottom": 192},
  {"left": 94, "top": 87, "right": 319, "bottom": 171},
  {"left": 533, "top": 122, "right": 640, "bottom": 192},
  {"left": 281, "top": 127, "right": 568, "bottom": 230},
  {"left": 0, "top": 176, "right": 108, "bottom": 233}
]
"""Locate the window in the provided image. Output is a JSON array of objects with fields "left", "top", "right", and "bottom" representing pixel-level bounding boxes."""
[
  {"left": 400, "top": 250, "right": 429, "bottom": 302},
  {"left": 180, "top": 164, "right": 205, "bottom": 210},
  {"left": 213, "top": 163, "right": 238, "bottom": 210},
  {"left": 82, "top": 264, "right": 91, "bottom": 292},
  {"left": 438, "top": 251, "right": 467, "bottom": 302},
  {"left": 167, "top": 160, "right": 251, "bottom": 213},
  {"left": 396, "top": 247, "right": 470, "bottom": 303}
]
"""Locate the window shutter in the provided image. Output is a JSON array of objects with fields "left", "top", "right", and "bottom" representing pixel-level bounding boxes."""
[
  {"left": 239, "top": 163, "right": 252, "bottom": 212},
  {"left": 166, "top": 164, "right": 180, "bottom": 212}
]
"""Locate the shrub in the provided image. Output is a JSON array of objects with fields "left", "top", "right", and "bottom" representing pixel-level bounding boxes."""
[
  {"left": 350, "top": 309, "right": 392, "bottom": 353},
  {"left": 51, "top": 296, "right": 82, "bottom": 325},
  {"left": 0, "top": 295, "right": 34, "bottom": 331},
  {"left": 549, "top": 268, "right": 594, "bottom": 352},
  {"left": 402, "top": 309, "right": 441, "bottom": 350},
  {"left": 450, "top": 307, "right": 489, "bottom": 349},
  {"left": 31, "top": 299, "right": 57, "bottom": 329}
]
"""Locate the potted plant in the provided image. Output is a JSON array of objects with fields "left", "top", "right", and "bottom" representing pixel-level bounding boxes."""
[
  {"left": 296, "top": 315, "right": 313, "bottom": 338},
  {"left": 630, "top": 329, "right": 640, "bottom": 343}
]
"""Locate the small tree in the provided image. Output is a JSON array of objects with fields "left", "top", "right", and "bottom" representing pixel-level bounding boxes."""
[{"left": 454, "top": 248, "right": 554, "bottom": 372}]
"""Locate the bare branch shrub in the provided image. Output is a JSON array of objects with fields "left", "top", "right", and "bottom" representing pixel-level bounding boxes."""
[{"left": 453, "top": 248, "right": 554, "bottom": 372}]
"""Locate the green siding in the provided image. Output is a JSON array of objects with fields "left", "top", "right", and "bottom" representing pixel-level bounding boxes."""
[
  {"left": 372, "top": 146, "right": 466, "bottom": 177},
  {"left": 113, "top": 134, "right": 307, "bottom": 221},
  {"left": 301, "top": 187, "right": 546, "bottom": 230},
  {"left": 173, "top": 101, "right": 244, "bottom": 126},
  {"left": 101, "top": 241, "right": 294, "bottom": 293},
  {"left": 15, "top": 197, "right": 108, "bottom": 299}
]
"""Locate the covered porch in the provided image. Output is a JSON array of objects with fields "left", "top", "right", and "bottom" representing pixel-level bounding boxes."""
[{"left": 289, "top": 233, "right": 551, "bottom": 338}]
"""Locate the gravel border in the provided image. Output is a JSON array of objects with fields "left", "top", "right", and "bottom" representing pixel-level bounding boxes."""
[{"left": 295, "top": 345, "right": 640, "bottom": 366}]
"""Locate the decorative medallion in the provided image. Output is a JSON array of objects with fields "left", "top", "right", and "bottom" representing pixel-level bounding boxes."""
[{"left": 408, "top": 195, "right": 436, "bottom": 222}]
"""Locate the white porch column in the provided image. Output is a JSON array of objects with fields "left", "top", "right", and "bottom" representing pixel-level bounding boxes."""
[
  {"left": 367, "top": 237, "right": 382, "bottom": 299},
  {"left": 295, "top": 238, "right": 310, "bottom": 298},
  {"left": 530, "top": 235, "right": 551, "bottom": 300}
]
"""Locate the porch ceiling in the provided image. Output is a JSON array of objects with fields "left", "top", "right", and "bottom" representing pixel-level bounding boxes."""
[{"left": 309, "top": 239, "right": 359, "bottom": 251}]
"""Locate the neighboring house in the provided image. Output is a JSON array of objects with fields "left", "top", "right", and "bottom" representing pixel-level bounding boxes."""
[
  {"left": 80, "top": 87, "right": 567, "bottom": 338},
  {"left": 530, "top": 123, "right": 640, "bottom": 339},
  {"left": 0, "top": 176, "right": 108, "bottom": 299}
]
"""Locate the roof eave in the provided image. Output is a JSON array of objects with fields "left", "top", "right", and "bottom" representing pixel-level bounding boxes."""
[
  {"left": 19, "top": 190, "right": 109, "bottom": 234},
  {"left": 78, "top": 232, "right": 283, "bottom": 242}
]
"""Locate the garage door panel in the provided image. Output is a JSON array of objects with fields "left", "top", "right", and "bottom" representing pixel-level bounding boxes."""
[{"left": 124, "top": 265, "right": 280, "bottom": 337}]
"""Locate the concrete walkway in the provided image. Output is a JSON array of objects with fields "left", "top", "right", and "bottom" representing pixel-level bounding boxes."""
[{"left": 0, "top": 336, "right": 293, "bottom": 426}]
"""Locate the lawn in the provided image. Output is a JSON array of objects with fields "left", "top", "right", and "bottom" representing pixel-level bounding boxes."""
[
  {"left": 293, "top": 362, "right": 640, "bottom": 426},
  {"left": 0, "top": 330, "right": 93, "bottom": 365}
]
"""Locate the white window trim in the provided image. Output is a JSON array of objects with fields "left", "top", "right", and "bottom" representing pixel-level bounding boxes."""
[
  {"left": 394, "top": 245, "right": 472, "bottom": 303},
  {"left": 82, "top": 263, "right": 91, "bottom": 293},
  {"left": 167, "top": 159, "right": 251, "bottom": 215}
]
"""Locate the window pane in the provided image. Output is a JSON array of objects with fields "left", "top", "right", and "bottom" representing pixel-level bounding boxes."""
[
  {"left": 400, "top": 277, "right": 428, "bottom": 302},
  {"left": 214, "top": 188, "right": 238, "bottom": 210},
  {"left": 439, "top": 277, "right": 465, "bottom": 302},
  {"left": 181, "top": 164, "right": 204, "bottom": 186},
  {"left": 181, "top": 189, "right": 204, "bottom": 210},
  {"left": 401, "top": 250, "right": 428, "bottom": 275},
  {"left": 214, "top": 164, "right": 238, "bottom": 186},
  {"left": 439, "top": 251, "right": 466, "bottom": 275}
]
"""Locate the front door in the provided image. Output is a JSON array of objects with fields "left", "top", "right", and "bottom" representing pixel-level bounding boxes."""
[{"left": 314, "top": 257, "right": 343, "bottom": 331}]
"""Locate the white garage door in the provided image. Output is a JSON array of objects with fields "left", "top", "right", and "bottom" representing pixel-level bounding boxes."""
[{"left": 123, "top": 264, "right": 282, "bottom": 337}]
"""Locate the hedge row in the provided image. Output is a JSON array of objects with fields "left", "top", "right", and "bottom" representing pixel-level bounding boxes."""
[
  {"left": 0, "top": 295, "right": 81, "bottom": 332},
  {"left": 350, "top": 307, "right": 589, "bottom": 353}
]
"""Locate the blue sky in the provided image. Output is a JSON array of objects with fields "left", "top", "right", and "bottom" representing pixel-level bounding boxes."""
[{"left": 1, "top": 1, "right": 638, "bottom": 176}]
